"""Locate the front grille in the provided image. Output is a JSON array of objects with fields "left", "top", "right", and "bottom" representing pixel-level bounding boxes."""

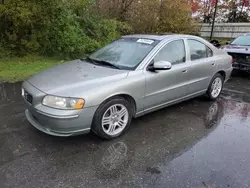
[{"left": 24, "top": 91, "right": 33, "bottom": 104}]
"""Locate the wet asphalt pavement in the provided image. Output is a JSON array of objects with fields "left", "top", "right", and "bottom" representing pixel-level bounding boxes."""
[{"left": 1, "top": 76, "right": 250, "bottom": 188}]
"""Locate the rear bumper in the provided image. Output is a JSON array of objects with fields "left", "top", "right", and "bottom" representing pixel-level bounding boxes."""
[
  {"left": 224, "top": 67, "right": 233, "bottom": 82},
  {"left": 227, "top": 52, "right": 250, "bottom": 72},
  {"left": 233, "top": 63, "right": 250, "bottom": 72}
]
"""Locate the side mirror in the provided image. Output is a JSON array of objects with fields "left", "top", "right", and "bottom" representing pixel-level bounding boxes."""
[
  {"left": 226, "top": 41, "right": 230, "bottom": 45},
  {"left": 150, "top": 61, "right": 172, "bottom": 71}
]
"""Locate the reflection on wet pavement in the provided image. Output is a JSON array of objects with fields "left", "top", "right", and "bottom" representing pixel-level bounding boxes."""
[{"left": 0, "top": 77, "right": 250, "bottom": 188}]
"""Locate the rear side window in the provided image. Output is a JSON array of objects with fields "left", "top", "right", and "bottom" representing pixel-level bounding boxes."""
[
  {"left": 207, "top": 47, "right": 213, "bottom": 57},
  {"left": 154, "top": 40, "right": 186, "bottom": 65},
  {"left": 188, "top": 39, "right": 213, "bottom": 60}
]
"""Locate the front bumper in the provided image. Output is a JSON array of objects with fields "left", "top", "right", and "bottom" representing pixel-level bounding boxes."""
[
  {"left": 25, "top": 109, "right": 91, "bottom": 136},
  {"left": 22, "top": 81, "right": 98, "bottom": 136}
]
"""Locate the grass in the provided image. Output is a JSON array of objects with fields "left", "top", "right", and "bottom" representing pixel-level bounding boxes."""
[{"left": 0, "top": 56, "right": 65, "bottom": 83}]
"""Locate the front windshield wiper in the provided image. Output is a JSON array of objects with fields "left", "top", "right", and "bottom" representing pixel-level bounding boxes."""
[
  {"left": 82, "top": 57, "right": 120, "bottom": 69},
  {"left": 95, "top": 60, "right": 120, "bottom": 69},
  {"left": 82, "top": 57, "right": 98, "bottom": 65}
]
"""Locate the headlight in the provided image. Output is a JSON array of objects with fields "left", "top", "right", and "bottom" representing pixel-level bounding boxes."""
[{"left": 42, "top": 95, "right": 85, "bottom": 110}]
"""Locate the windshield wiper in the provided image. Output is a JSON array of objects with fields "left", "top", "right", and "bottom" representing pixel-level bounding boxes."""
[
  {"left": 82, "top": 57, "right": 98, "bottom": 65},
  {"left": 96, "top": 60, "right": 120, "bottom": 69},
  {"left": 82, "top": 57, "right": 120, "bottom": 69}
]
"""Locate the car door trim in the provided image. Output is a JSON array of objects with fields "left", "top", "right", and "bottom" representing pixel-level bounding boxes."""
[
  {"left": 145, "top": 76, "right": 209, "bottom": 98},
  {"left": 135, "top": 89, "right": 207, "bottom": 117}
]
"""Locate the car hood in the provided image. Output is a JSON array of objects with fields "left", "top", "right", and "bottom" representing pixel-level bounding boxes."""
[
  {"left": 28, "top": 59, "right": 129, "bottom": 95},
  {"left": 224, "top": 45, "right": 250, "bottom": 55}
]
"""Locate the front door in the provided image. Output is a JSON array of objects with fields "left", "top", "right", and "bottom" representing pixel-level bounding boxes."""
[{"left": 144, "top": 39, "right": 190, "bottom": 111}]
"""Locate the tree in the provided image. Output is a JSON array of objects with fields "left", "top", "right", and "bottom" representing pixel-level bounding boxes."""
[
  {"left": 225, "top": 0, "right": 250, "bottom": 22},
  {"left": 192, "top": 0, "right": 250, "bottom": 23},
  {"left": 0, "top": 0, "right": 130, "bottom": 57},
  {"left": 96, "top": 0, "right": 135, "bottom": 21},
  {"left": 190, "top": 0, "right": 219, "bottom": 23},
  {"left": 97, "top": 0, "right": 196, "bottom": 34},
  {"left": 157, "top": 0, "right": 195, "bottom": 33}
]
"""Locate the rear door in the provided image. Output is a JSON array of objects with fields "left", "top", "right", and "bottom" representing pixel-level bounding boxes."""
[{"left": 185, "top": 39, "right": 217, "bottom": 95}]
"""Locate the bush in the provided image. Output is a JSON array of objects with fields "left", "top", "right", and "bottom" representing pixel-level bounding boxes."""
[
  {"left": 80, "top": 17, "right": 131, "bottom": 45},
  {"left": 0, "top": 0, "right": 130, "bottom": 58}
]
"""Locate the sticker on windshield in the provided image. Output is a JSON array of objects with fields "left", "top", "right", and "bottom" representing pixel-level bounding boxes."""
[{"left": 137, "top": 39, "right": 154, "bottom": 45}]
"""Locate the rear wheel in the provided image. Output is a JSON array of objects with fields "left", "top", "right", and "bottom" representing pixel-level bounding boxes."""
[
  {"left": 92, "top": 97, "right": 133, "bottom": 139},
  {"left": 206, "top": 73, "right": 224, "bottom": 100}
]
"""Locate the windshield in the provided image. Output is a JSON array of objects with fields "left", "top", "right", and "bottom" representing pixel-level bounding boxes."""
[
  {"left": 231, "top": 35, "right": 250, "bottom": 46},
  {"left": 89, "top": 38, "right": 159, "bottom": 70}
]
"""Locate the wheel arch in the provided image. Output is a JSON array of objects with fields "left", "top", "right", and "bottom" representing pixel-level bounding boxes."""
[
  {"left": 217, "top": 70, "right": 226, "bottom": 81},
  {"left": 97, "top": 93, "right": 137, "bottom": 117}
]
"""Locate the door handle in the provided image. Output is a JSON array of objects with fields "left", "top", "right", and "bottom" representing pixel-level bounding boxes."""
[
  {"left": 212, "top": 63, "right": 215, "bottom": 66},
  {"left": 182, "top": 70, "right": 188, "bottom": 73}
]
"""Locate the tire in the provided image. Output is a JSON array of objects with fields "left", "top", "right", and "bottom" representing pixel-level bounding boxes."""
[
  {"left": 91, "top": 97, "right": 133, "bottom": 140},
  {"left": 206, "top": 73, "right": 224, "bottom": 101}
]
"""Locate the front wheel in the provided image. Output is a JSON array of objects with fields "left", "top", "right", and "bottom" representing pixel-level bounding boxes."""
[
  {"left": 206, "top": 73, "right": 224, "bottom": 100},
  {"left": 92, "top": 97, "right": 133, "bottom": 139}
]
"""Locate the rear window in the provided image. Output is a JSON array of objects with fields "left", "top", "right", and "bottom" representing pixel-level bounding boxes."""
[
  {"left": 188, "top": 40, "right": 207, "bottom": 60},
  {"left": 187, "top": 39, "right": 213, "bottom": 60}
]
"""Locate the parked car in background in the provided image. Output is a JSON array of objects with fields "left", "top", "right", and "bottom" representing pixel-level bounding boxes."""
[
  {"left": 22, "top": 34, "right": 233, "bottom": 139},
  {"left": 224, "top": 33, "right": 250, "bottom": 73}
]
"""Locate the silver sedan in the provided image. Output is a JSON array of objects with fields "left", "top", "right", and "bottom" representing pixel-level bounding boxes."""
[{"left": 22, "top": 34, "right": 233, "bottom": 139}]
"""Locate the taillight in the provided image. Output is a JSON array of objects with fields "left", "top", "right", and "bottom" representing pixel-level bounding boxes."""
[{"left": 231, "top": 56, "right": 234, "bottom": 64}]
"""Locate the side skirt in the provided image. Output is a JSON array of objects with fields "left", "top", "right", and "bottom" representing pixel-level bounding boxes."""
[{"left": 135, "top": 90, "right": 207, "bottom": 118}]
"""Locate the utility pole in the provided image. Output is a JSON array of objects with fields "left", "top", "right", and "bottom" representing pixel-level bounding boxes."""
[{"left": 210, "top": 0, "right": 219, "bottom": 41}]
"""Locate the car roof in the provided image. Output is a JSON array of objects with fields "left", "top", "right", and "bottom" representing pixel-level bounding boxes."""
[{"left": 122, "top": 34, "right": 196, "bottom": 41}]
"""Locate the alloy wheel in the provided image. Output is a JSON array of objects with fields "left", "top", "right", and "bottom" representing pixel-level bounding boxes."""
[
  {"left": 211, "top": 77, "right": 222, "bottom": 98},
  {"left": 101, "top": 104, "right": 129, "bottom": 136}
]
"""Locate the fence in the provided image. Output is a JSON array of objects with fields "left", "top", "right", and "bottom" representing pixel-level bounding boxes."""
[{"left": 200, "top": 23, "right": 250, "bottom": 38}]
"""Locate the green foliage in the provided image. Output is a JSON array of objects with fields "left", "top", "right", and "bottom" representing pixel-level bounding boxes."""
[
  {"left": 157, "top": 0, "right": 196, "bottom": 34},
  {"left": 0, "top": 0, "right": 130, "bottom": 58},
  {"left": 97, "top": 0, "right": 195, "bottom": 34},
  {"left": 0, "top": 0, "right": 194, "bottom": 59}
]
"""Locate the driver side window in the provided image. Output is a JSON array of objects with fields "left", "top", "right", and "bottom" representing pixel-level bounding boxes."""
[{"left": 154, "top": 40, "right": 186, "bottom": 65}]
